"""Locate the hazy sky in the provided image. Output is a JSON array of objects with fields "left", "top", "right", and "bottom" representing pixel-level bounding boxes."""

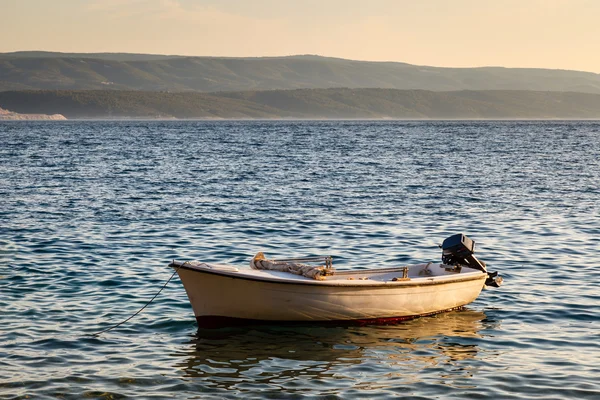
[{"left": 2, "top": 0, "right": 600, "bottom": 72}]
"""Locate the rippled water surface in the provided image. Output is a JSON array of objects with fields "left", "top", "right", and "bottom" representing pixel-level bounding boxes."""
[{"left": 1, "top": 120, "right": 599, "bottom": 399}]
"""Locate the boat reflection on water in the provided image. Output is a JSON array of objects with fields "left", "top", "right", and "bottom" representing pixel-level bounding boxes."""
[{"left": 173, "top": 309, "right": 500, "bottom": 393}]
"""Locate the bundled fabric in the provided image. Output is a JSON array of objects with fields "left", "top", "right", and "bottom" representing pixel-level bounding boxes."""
[{"left": 250, "top": 252, "right": 329, "bottom": 280}]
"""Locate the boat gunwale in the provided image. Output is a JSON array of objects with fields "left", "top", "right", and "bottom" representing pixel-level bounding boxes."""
[{"left": 170, "top": 261, "right": 486, "bottom": 288}]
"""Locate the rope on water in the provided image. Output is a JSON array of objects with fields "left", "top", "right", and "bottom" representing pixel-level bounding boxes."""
[{"left": 89, "top": 262, "right": 184, "bottom": 337}]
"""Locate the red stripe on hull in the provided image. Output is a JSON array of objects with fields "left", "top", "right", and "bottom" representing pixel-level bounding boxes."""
[{"left": 196, "top": 306, "right": 465, "bottom": 329}]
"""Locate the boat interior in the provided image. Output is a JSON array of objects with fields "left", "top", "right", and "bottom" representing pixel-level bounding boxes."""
[{"left": 171, "top": 258, "right": 484, "bottom": 285}]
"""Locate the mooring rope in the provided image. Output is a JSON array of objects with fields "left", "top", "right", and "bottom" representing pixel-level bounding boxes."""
[{"left": 89, "top": 262, "right": 184, "bottom": 337}]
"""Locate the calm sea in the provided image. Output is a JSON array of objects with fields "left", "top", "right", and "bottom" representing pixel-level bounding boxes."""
[{"left": 1, "top": 120, "right": 599, "bottom": 399}]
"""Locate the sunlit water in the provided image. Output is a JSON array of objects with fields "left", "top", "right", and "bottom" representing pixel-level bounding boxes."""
[{"left": 1, "top": 120, "right": 599, "bottom": 399}]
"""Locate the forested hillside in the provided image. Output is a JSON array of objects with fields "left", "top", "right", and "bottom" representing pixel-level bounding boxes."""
[{"left": 2, "top": 89, "right": 600, "bottom": 119}]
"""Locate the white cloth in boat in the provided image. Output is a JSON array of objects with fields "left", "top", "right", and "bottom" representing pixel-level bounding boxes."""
[{"left": 250, "top": 252, "right": 329, "bottom": 280}]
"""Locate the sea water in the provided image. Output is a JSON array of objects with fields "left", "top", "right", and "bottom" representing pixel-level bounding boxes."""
[{"left": 1, "top": 120, "right": 599, "bottom": 399}]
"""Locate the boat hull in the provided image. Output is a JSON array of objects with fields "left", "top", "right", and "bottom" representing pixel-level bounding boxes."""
[{"left": 174, "top": 264, "right": 487, "bottom": 328}]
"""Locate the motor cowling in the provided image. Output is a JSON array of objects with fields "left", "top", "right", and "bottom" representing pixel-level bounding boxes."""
[{"left": 441, "top": 234, "right": 502, "bottom": 287}]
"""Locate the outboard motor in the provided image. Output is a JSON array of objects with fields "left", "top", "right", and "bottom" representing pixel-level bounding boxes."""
[{"left": 441, "top": 234, "right": 502, "bottom": 287}]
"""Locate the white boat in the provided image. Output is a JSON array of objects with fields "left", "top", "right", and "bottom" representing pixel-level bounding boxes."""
[{"left": 170, "top": 234, "right": 502, "bottom": 328}]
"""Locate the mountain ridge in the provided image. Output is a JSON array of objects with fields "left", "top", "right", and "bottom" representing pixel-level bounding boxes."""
[{"left": 1, "top": 52, "right": 599, "bottom": 93}]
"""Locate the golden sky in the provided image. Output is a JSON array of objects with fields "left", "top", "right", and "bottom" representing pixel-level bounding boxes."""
[{"left": 2, "top": 0, "right": 599, "bottom": 72}]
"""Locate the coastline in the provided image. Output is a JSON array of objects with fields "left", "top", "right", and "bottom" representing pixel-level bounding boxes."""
[
  {"left": 3, "top": 89, "right": 600, "bottom": 120},
  {"left": 0, "top": 107, "right": 66, "bottom": 120}
]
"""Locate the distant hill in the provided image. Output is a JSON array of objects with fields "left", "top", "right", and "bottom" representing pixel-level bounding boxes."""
[
  {"left": 1, "top": 52, "right": 600, "bottom": 93},
  {"left": 1, "top": 51, "right": 193, "bottom": 62},
  {"left": 0, "top": 51, "right": 173, "bottom": 61},
  {"left": 2, "top": 89, "right": 600, "bottom": 119}
]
